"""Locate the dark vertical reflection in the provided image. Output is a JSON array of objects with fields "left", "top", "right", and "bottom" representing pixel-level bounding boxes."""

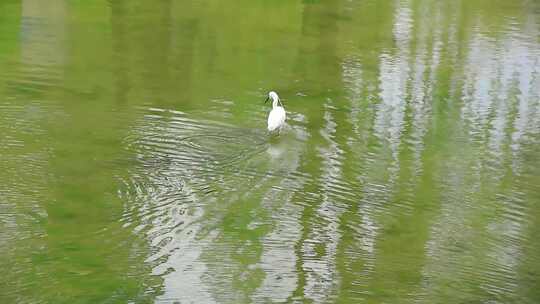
[
  {"left": 110, "top": 0, "right": 129, "bottom": 105},
  {"left": 138, "top": 0, "right": 173, "bottom": 105},
  {"left": 167, "top": 1, "right": 198, "bottom": 108}
]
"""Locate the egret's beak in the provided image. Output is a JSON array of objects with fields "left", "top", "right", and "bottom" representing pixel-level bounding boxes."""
[{"left": 264, "top": 96, "right": 269, "bottom": 103}]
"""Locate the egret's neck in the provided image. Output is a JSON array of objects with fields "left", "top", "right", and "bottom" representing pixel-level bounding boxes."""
[{"left": 272, "top": 98, "right": 280, "bottom": 109}]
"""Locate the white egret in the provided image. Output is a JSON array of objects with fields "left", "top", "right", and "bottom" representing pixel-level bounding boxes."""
[{"left": 265, "top": 91, "right": 286, "bottom": 133}]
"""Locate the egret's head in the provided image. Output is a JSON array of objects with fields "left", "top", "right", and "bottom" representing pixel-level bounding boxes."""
[{"left": 265, "top": 91, "right": 280, "bottom": 103}]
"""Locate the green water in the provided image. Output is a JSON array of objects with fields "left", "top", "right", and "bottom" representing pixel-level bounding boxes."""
[{"left": 1, "top": 0, "right": 540, "bottom": 303}]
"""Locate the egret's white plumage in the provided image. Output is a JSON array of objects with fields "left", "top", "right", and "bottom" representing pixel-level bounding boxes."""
[{"left": 266, "top": 91, "right": 286, "bottom": 132}]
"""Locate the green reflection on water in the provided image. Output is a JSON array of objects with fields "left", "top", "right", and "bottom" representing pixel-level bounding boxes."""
[{"left": 1, "top": 0, "right": 539, "bottom": 303}]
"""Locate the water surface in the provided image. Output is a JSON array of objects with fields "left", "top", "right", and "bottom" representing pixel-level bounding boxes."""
[{"left": 1, "top": 0, "right": 540, "bottom": 303}]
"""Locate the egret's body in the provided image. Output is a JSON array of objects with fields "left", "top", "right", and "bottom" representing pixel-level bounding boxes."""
[{"left": 266, "top": 91, "right": 286, "bottom": 133}]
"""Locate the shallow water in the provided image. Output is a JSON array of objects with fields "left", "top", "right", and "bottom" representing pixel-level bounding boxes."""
[{"left": 1, "top": 0, "right": 540, "bottom": 303}]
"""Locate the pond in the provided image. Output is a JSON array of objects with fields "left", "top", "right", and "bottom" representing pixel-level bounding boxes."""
[{"left": 1, "top": 0, "right": 539, "bottom": 303}]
